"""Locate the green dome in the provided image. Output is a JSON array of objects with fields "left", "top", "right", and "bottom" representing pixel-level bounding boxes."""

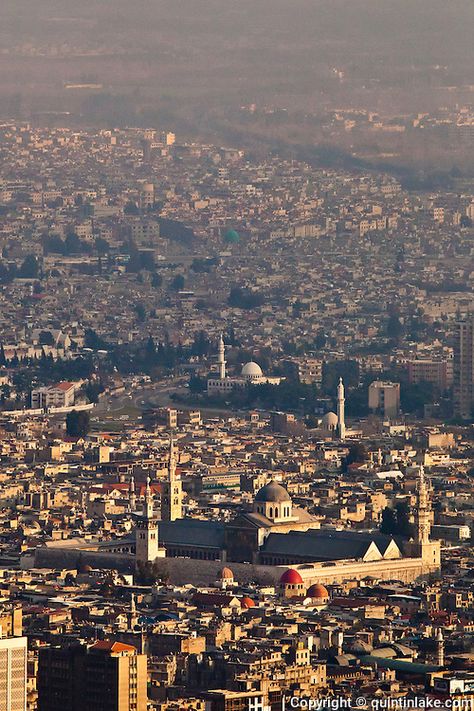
[{"left": 224, "top": 228, "right": 240, "bottom": 244}]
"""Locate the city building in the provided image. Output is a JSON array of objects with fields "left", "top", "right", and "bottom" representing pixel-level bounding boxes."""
[
  {"left": 407, "top": 359, "right": 453, "bottom": 391},
  {"left": 37, "top": 641, "right": 147, "bottom": 711},
  {"left": 0, "top": 636, "right": 27, "bottom": 711},
  {"left": 368, "top": 381, "right": 401, "bottom": 418},
  {"left": 31, "top": 382, "right": 76, "bottom": 410},
  {"left": 453, "top": 315, "right": 474, "bottom": 419}
]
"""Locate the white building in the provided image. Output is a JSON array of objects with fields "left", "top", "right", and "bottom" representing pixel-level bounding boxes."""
[
  {"left": 0, "top": 636, "right": 27, "bottom": 711},
  {"left": 207, "top": 335, "right": 281, "bottom": 395},
  {"left": 31, "top": 382, "right": 76, "bottom": 410}
]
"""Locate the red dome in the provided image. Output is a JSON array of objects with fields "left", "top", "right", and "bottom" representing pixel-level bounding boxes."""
[
  {"left": 219, "top": 567, "right": 234, "bottom": 580},
  {"left": 241, "top": 596, "right": 255, "bottom": 609},
  {"left": 279, "top": 569, "right": 303, "bottom": 585},
  {"left": 307, "top": 583, "right": 329, "bottom": 599}
]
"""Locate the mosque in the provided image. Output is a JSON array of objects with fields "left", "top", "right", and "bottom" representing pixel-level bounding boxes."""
[
  {"left": 319, "top": 376, "right": 347, "bottom": 440},
  {"left": 207, "top": 334, "right": 281, "bottom": 395},
  {"left": 34, "top": 440, "right": 441, "bottom": 588}
]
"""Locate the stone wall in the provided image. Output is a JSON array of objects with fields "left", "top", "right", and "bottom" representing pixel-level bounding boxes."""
[
  {"left": 33, "top": 546, "right": 440, "bottom": 587},
  {"left": 34, "top": 547, "right": 135, "bottom": 574}
]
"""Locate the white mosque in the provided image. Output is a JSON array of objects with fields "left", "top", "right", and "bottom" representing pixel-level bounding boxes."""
[
  {"left": 207, "top": 334, "right": 281, "bottom": 395},
  {"left": 320, "top": 376, "right": 347, "bottom": 440}
]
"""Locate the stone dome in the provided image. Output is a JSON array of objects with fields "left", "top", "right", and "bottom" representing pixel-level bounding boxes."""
[
  {"left": 307, "top": 583, "right": 329, "bottom": 600},
  {"left": 279, "top": 569, "right": 303, "bottom": 585},
  {"left": 219, "top": 567, "right": 234, "bottom": 580},
  {"left": 241, "top": 361, "right": 263, "bottom": 378},
  {"left": 322, "top": 411, "right": 338, "bottom": 429},
  {"left": 224, "top": 228, "right": 241, "bottom": 244},
  {"left": 241, "top": 596, "right": 256, "bottom": 609},
  {"left": 255, "top": 480, "right": 291, "bottom": 504}
]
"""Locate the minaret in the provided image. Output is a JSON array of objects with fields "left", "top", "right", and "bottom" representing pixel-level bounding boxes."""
[
  {"left": 217, "top": 333, "right": 226, "bottom": 380},
  {"left": 128, "top": 592, "right": 138, "bottom": 629},
  {"left": 135, "top": 475, "right": 165, "bottom": 563},
  {"left": 337, "top": 377, "right": 346, "bottom": 440},
  {"left": 161, "top": 436, "right": 183, "bottom": 522},
  {"left": 129, "top": 477, "right": 136, "bottom": 512},
  {"left": 435, "top": 628, "right": 444, "bottom": 667},
  {"left": 144, "top": 475, "right": 154, "bottom": 520},
  {"left": 416, "top": 466, "right": 431, "bottom": 545}
]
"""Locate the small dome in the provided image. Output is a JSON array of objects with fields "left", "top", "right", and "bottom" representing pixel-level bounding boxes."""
[
  {"left": 224, "top": 228, "right": 241, "bottom": 244},
  {"left": 280, "top": 569, "right": 303, "bottom": 585},
  {"left": 307, "top": 583, "right": 329, "bottom": 599},
  {"left": 255, "top": 481, "right": 291, "bottom": 504},
  {"left": 322, "top": 412, "right": 338, "bottom": 428},
  {"left": 241, "top": 596, "right": 255, "bottom": 609},
  {"left": 219, "top": 567, "right": 234, "bottom": 580},
  {"left": 241, "top": 361, "right": 263, "bottom": 377}
]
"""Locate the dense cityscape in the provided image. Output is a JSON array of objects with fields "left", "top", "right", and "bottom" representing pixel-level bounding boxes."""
[
  {"left": 0, "top": 121, "right": 472, "bottom": 710},
  {"left": 0, "top": 1, "right": 474, "bottom": 710}
]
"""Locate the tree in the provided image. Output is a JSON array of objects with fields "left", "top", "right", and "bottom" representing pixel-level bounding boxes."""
[
  {"left": 344, "top": 442, "right": 368, "bottom": 468},
  {"left": 95, "top": 236, "right": 110, "bottom": 254},
  {"left": 171, "top": 274, "right": 185, "bottom": 291},
  {"left": 189, "top": 375, "right": 207, "bottom": 393},
  {"left": 38, "top": 330, "right": 54, "bottom": 346},
  {"left": 134, "top": 302, "right": 146, "bottom": 322},
  {"left": 18, "top": 255, "right": 39, "bottom": 279},
  {"left": 380, "top": 507, "right": 398, "bottom": 535},
  {"left": 124, "top": 201, "right": 139, "bottom": 215},
  {"left": 84, "top": 328, "right": 109, "bottom": 351},
  {"left": 322, "top": 360, "right": 359, "bottom": 394},
  {"left": 135, "top": 559, "right": 169, "bottom": 585},
  {"left": 395, "top": 501, "right": 413, "bottom": 538},
  {"left": 379, "top": 502, "right": 413, "bottom": 538},
  {"left": 228, "top": 286, "right": 264, "bottom": 310},
  {"left": 151, "top": 272, "right": 163, "bottom": 288},
  {"left": 66, "top": 410, "right": 91, "bottom": 438}
]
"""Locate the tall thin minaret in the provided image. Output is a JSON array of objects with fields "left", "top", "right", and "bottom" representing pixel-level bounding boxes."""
[
  {"left": 435, "top": 628, "right": 445, "bottom": 667},
  {"left": 143, "top": 475, "right": 154, "bottom": 520},
  {"left": 416, "top": 465, "right": 431, "bottom": 545},
  {"left": 337, "top": 377, "right": 346, "bottom": 440},
  {"left": 161, "top": 436, "right": 183, "bottom": 522},
  {"left": 129, "top": 476, "right": 136, "bottom": 512},
  {"left": 217, "top": 333, "right": 226, "bottom": 380}
]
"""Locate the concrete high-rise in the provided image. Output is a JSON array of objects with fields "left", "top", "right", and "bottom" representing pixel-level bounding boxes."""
[
  {"left": 37, "top": 641, "right": 147, "bottom": 711},
  {"left": 453, "top": 315, "right": 474, "bottom": 419},
  {"left": 368, "top": 381, "right": 400, "bottom": 419},
  {"left": 0, "top": 636, "right": 27, "bottom": 711}
]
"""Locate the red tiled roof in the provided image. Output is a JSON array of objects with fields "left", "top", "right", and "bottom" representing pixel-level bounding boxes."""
[{"left": 90, "top": 641, "right": 136, "bottom": 653}]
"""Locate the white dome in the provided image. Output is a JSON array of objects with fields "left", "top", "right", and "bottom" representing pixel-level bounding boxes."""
[
  {"left": 241, "top": 361, "right": 263, "bottom": 377},
  {"left": 322, "top": 411, "right": 338, "bottom": 429}
]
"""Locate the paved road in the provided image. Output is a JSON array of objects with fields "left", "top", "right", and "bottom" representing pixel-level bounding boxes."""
[
  {"left": 94, "top": 380, "right": 236, "bottom": 419},
  {"left": 95, "top": 382, "right": 181, "bottom": 414}
]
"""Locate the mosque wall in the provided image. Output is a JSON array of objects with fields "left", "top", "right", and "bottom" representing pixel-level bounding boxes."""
[
  {"left": 34, "top": 547, "right": 136, "bottom": 573},
  {"left": 163, "top": 555, "right": 440, "bottom": 587},
  {"left": 32, "top": 546, "right": 440, "bottom": 587}
]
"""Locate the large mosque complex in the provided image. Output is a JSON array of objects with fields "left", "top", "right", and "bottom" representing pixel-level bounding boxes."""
[{"left": 34, "top": 432, "right": 441, "bottom": 588}]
